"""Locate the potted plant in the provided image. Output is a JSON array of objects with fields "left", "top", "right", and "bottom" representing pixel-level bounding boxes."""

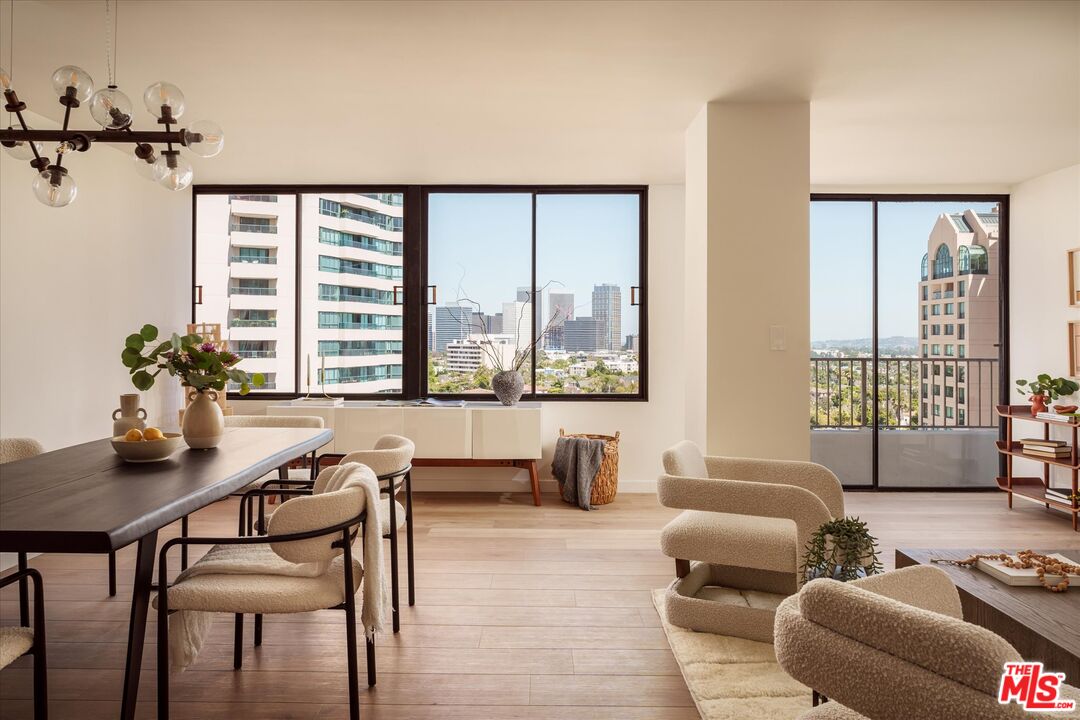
[
  {"left": 801, "top": 516, "right": 883, "bottom": 584},
  {"left": 121, "top": 325, "right": 263, "bottom": 448},
  {"left": 1016, "top": 375, "right": 1080, "bottom": 417}
]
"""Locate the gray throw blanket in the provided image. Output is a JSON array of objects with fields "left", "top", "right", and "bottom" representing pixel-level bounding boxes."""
[{"left": 552, "top": 436, "right": 605, "bottom": 510}]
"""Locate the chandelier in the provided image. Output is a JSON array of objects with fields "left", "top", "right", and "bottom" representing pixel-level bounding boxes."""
[{"left": 0, "top": 1, "right": 222, "bottom": 207}]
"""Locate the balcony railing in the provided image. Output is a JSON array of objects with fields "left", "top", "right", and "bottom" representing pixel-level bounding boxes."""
[
  {"left": 229, "top": 195, "right": 278, "bottom": 203},
  {"left": 229, "top": 318, "right": 277, "bottom": 328},
  {"left": 230, "top": 255, "right": 277, "bottom": 265},
  {"left": 229, "top": 223, "right": 277, "bottom": 234},
  {"left": 809, "top": 357, "right": 999, "bottom": 429},
  {"left": 234, "top": 349, "right": 277, "bottom": 358},
  {"left": 229, "top": 286, "right": 277, "bottom": 296},
  {"left": 228, "top": 381, "right": 277, "bottom": 390}
]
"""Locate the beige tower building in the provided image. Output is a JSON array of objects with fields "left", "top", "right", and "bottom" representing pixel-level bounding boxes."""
[{"left": 917, "top": 207, "right": 1000, "bottom": 427}]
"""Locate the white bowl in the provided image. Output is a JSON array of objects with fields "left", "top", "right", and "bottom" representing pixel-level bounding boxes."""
[{"left": 111, "top": 433, "right": 185, "bottom": 463}]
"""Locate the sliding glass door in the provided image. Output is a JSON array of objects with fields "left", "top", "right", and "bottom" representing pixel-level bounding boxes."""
[{"left": 810, "top": 196, "right": 1007, "bottom": 489}]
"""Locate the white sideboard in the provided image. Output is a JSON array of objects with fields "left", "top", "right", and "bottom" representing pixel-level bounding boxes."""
[{"left": 267, "top": 402, "right": 544, "bottom": 504}]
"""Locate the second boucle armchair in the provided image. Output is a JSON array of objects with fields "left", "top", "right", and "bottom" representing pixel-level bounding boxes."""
[{"left": 658, "top": 440, "right": 844, "bottom": 641}]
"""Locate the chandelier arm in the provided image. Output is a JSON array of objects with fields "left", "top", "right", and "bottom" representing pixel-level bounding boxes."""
[
  {"left": 1, "top": 91, "right": 48, "bottom": 166},
  {"left": 0, "top": 129, "right": 191, "bottom": 145}
]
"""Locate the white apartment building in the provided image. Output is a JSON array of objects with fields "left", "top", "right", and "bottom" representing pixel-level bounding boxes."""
[
  {"left": 446, "top": 336, "right": 518, "bottom": 373},
  {"left": 195, "top": 192, "right": 405, "bottom": 395}
]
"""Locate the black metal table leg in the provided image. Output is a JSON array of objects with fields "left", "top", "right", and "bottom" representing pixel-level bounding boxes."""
[{"left": 120, "top": 530, "right": 158, "bottom": 720}]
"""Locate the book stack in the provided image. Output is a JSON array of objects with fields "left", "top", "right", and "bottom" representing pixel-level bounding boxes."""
[
  {"left": 1020, "top": 438, "right": 1072, "bottom": 460},
  {"left": 1035, "top": 411, "right": 1079, "bottom": 423},
  {"left": 1045, "top": 487, "right": 1077, "bottom": 505}
]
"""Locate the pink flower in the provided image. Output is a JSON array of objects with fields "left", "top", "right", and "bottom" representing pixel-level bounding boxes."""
[{"left": 199, "top": 342, "right": 217, "bottom": 352}]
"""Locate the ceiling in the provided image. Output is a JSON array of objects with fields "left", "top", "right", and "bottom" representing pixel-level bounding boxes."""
[{"left": 2, "top": 0, "right": 1078, "bottom": 186}]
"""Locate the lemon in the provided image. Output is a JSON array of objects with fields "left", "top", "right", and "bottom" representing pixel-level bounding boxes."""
[
  {"left": 124, "top": 428, "right": 144, "bottom": 442},
  {"left": 144, "top": 427, "right": 165, "bottom": 441}
]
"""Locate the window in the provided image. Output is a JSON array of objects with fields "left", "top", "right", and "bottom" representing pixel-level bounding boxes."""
[
  {"left": 920, "top": 253, "right": 928, "bottom": 281},
  {"left": 921, "top": 286, "right": 928, "bottom": 301},
  {"left": 932, "top": 244, "right": 953, "bottom": 279},
  {"left": 945, "top": 365, "right": 954, "bottom": 377},
  {"left": 958, "top": 324, "right": 965, "bottom": 340},
  {"left": 922, "top": 306, "right": 928, "bottom": 320},
  {"left": 195, "top": 186, "right": 646, "bottom": 399},
  {"left": 944, "top": 302, "right": 954, "bottom": 314},
  {"left": 944, "top": 324, "right": 954, "bottom": 335},
  {"left": 933, "top": 384, "right": 941, "bottom": 396},
  {"left": 921, "top": 325, "right": 928, "bottom": 339},
  {"left": 933, "top": 404, "right": 941, "bottom": 416},
  {"left": 959, "top": 345, "right": 966, "bottom": 358},
  {"left": 958, "top": 302, "right": 966, "bottom": 319},
  {"left": 945, "top": 385, "right": 954, "bottom": 398},
  {"left": 931, "top": 324, "right": 940, "bottom": 335},
  {"left": 922, "top": 344, "right": 928, "bottom": 358},
  {"left": 959, "top": 388, "right": 966, "bottom": 403},
  {"left": 932, "top": 344, "right": 940, "bottom": 354},
  {"left": 944, "top": 344, "right": 955, "bottom": 356},
  {"left": 425, "top": 190, "right": 644, "bottom": 398},
  {"left": 958, "top": 246, "right": 970, "bottom": 274},
  {"left": 958, "top": 409, "right": 965, "bottom": 425},
  {"left": 968, "top": 245, "right": 989, "bottom": 274},
  {"left": 932, "top": 304, "right": 941, "bottom": 316},
  {"left": 959, "top": 280, "right": 966, "bottom": 297},
  {"left": 946, "top": 406, "right": 954, "bottom": 419}
]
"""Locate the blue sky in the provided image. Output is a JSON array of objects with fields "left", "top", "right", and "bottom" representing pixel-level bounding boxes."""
[
  {"left": 810, "top": 200, "right": 998, "bottom": 342},
  {"left": 427, "top": 193, "right": 641, "bottom": 338}
]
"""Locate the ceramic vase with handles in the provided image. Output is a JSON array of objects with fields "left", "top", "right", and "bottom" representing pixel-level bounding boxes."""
[
  {"left": 112, "top": 393, "right": 148, "bottom": 437},
  {"left": 182, "top": 388, "right": 224, "bottom": 449}
]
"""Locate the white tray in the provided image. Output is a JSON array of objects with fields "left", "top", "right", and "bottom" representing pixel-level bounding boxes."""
[{"left": 976, "top": 553, "right": 1080, "bottom": 586}]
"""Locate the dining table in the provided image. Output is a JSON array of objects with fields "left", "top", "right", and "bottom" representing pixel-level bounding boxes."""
[{"left": 0, "top": 425, "right": 333, "bottom": 720}]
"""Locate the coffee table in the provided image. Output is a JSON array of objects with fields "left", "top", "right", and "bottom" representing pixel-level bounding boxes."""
[{"left": 897, "top": 548, "right": 1080, "bottom": 685}]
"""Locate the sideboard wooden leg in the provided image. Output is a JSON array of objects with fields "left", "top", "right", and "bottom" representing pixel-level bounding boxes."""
[{"left": 527, "top": 459, "right": 541, "bottom": 506}]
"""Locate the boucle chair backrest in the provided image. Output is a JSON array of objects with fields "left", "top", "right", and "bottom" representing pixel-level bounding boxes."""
[
  {"left": 0, "top": 437, "right": 45, "bottom": 464},
  {"left": 799, "top": 571, "right": 1020, "bottom": 696},
  {"left": 224, "top": 415, "right": 325, "bottom": 429},
  {"left": 662, "top": 440, "right": 708, "bottom": 479},
  {"left": 341, "top": 435, "right": 415, "bottom": 478},
  {"left": 268, "top": 462, "right": 372, "bottom": 564}
]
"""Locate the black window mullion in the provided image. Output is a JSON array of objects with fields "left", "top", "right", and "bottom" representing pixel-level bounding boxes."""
[
  {"left": 529, "top": 192, "right": 538, "bottom": 400},
  {"left": 294, "top": 193, "right": 303, "bottom": 396},
  {"left": 407, "top": 186, "right": 426, "bottom": 400}
]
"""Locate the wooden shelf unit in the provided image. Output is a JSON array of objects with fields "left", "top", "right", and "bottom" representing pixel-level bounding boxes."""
[{"left": 995, "top": 404, "right": 1079, "bottom": 532}]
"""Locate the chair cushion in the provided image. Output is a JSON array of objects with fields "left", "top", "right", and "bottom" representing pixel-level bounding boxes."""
[
  {"left": 155, "top": 546, "right": 362, "bottom": 614},
  {"left": 660, "top": 510, "right": 797, "bottom": 573},
  {"left": 662, "top": 440, "right": 708, "bottom": 479},
  {"left": 381, "top": 498, "right": 407, "bottom": 535},
  {"left": 0, "top": 626, "right": 34, "bottom": 669}
]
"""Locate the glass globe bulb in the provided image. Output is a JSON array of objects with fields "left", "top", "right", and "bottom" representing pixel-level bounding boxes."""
[
  {"left": 153, "top": 154, "right": 194, "bottom": 191},
  {"left": 50, "top": 65, "right": 94, "bottom": 103},
  {"left": 2, "top": 126, "right": 44, "bottom": 161},
  {"left": 143, "top": 81, "right": 186, "bottom": 120},
  {"left": 133, "top": 150, "right": 157, "bottom": 180},
  {"left": 32, "top": 169, "right": 77, "bottom": 207},
  {"left": 184, "top": 120, "right": 224, "bottom": 157},
  {"left": 89, "top": 86, "right": 133, "bottom": 129}
]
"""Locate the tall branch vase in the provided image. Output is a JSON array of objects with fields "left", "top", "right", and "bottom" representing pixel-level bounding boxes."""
[{"left": 492, "top": 370, "right": 524, "bottom": 406}]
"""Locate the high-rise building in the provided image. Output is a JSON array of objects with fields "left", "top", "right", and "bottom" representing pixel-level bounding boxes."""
[
  {"left": 517, "top": 286, "right": 545, "bottom": 348},
  {"left": 196, "top": 192, "right": 407, "bottom": 394},
  {"left": 546, "top": 292, "right": 574, "bottom": 349},
  {"left": 916, "top": 207, "right": 1000, "bottom": 427},
  {"left": 563, "top": 317, "right": 604, "bottom": 352},
  {"left": 433, "top": 303, "right": 472, "bottom": 351},
  {"left": 502, "top": 300, "right": 533, "bottom": 351},
  {"left": 592, "top": 283, "right": 622, "bottom": 352}
]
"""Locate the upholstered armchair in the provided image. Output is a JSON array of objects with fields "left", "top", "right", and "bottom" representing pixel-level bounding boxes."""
[
  {"left": 773, "top": 565, "right": 1080, "bottom": 720},
  {"left": 0, "top": 567, "right": 46, "bottom": 720},
  {"left": 657, "top": 440, "right": 844, "bottom": 641}
]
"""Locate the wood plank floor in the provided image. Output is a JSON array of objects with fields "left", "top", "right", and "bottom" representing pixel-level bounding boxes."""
[{"left": 1, "top": 490, "right": 1078, "bottom": 720}]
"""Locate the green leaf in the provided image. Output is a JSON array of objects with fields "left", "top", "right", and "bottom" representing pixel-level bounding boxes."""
[
  {"left": 132, "top": 370, "right": 154, "bottom": 391},
  {"left": 149, "top": 340, "right": 172, "bottom": 358},
  {"left": 1016, "top": 379, "right": 1028, "bottom": 386},
  {"left": 1038, "top": 373, "right": 1052, "bottom": 383},
  {"left": 251, "top": 372, "right": 265, "bottom": 387},
  {"left": 139, "top": 324, "right": 158, "bottom": 342},
  {"left": 182, "top": 334, "right": 202, "bottom": 346},
  {"left": 170, "top": 333, "right": 181, "bottom": 352},
  {"left": 238, "top": 383, "right": 250, "bottom": 395},
  {"left": 134, "top": 356, "right": 156, "bottom": 370},
  {"left": 121, "top": 347, "right": 142, "bottom": 368},
  {"left": 125, "top": 334, "right": 145, "bottom": 351}
]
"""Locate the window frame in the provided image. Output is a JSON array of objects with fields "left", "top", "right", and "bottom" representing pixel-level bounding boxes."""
[{"left": 192, "top": 184, "right": 648, "bottom": 402}]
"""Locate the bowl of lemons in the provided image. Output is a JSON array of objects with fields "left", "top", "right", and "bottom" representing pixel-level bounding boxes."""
[{"left": 111, "top": 427, "right": 184, "bottom": 463}]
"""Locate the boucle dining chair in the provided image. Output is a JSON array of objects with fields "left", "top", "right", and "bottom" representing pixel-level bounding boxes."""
[
  {"left": 658, "top": 440, "right": 844, "bottom": 641},
  {"left": 0, "top": 567, "right": 47, "bottom": 720},
  {"left": 155, "top": 463, "right": 380, "bottom": 720},
  {"left": 1, "top": 437, "right": 120, "bottom": 612},
  {"left": 341, "top": 435, "right": 416, "bottom": 633},
  {"left": 773, "top": 565, "right": 1080, "bottom": 720}
]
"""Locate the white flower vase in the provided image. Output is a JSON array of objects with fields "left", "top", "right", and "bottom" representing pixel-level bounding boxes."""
[{"left": 182, "top": 389, "right": 224, "bottom": 449}]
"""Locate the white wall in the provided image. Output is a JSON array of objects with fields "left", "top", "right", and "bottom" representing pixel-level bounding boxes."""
[
  {"left": 1008, "top": 163, "right": 1080, "bottom": 486},
  {"left": 0, "top": 114, "right": 190, "bottom": 449},
  {"left": 235, "top": 186, "right": 690, "bottom": 493}
]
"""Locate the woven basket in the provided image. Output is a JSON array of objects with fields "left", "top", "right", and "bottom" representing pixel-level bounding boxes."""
[{"left": 558, "top": 428, "right": 620, "bottom": 505}]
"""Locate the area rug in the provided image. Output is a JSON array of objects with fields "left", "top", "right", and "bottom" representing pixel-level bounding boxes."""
[{"left": 651, "top": 589, "right": 812, "bottom": 720}]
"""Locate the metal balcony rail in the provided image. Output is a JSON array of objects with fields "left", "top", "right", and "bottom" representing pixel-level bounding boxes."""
[
  {"left": 234, "top": 350, "right": 277, "bottom": 358},
  {"left": 229, "top": 223, "right": 278, "bottom": 234},
  {"left": 229, "top": 195, "right": 278, "bottom": 203},
  {"left": 229, "top": 318, "right": 277, "bottom": 328},
  {"left": 228, "top": 381, "right": 277, "bottom": 390},
  {"left": 809, "top": 356, "right": 1000, "bottom": 429},
  {"left": 229, "top": 286, "right": 277, "bottom": 296},
  {"left": 358, "top": 193, "right": 404, "bottom": 207},
  {"left": 229, "top": 255, "right": 277, "bottom": 264}
]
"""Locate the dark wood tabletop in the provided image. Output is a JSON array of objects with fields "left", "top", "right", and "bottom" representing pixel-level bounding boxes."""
[
  {"left": 897, "top": 548, "right": 1080, "bottom": 683},
  {"left": 0, "top": 426, "right": 332, "bottom": 553}
]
